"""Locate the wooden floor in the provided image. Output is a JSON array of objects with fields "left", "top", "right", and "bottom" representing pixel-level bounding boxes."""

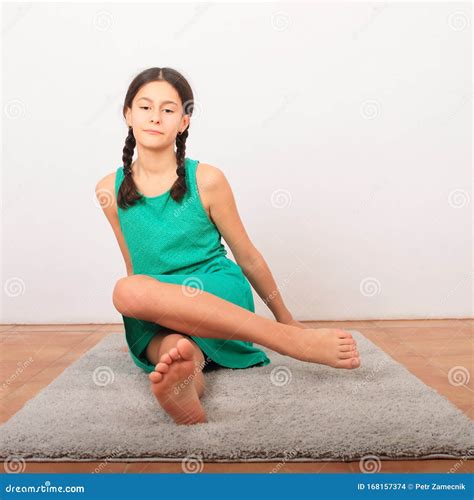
[{"left": 1, "top": 319, "right": 472, "bottom": 474}]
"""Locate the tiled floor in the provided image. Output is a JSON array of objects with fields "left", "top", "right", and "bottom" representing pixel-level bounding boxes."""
[{"left": 1, "top": 319, "right": 472, "bottom": 474}]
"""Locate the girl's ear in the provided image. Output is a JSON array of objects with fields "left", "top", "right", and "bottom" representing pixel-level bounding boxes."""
[
  {"left": 125, "top": 107, "right": 132, "bottom": 126},
  {"left": 182, "top": 113, "right": 190, "bottom": 130}
]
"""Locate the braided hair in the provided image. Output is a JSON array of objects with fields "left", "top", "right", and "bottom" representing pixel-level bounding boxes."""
[{"left": 117, "top": 67, "right": 193, "bottom": 209}]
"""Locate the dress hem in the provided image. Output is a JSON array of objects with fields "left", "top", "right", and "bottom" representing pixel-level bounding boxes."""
[{"left": 127, "top": 338, "right": 271, "bottom": 374}]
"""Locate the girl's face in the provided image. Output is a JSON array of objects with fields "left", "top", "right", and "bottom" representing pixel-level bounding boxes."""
[{"left": 125, "top": 81, "right": 189, "bottom": 146}]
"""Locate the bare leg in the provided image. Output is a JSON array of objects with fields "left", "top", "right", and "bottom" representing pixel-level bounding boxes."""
[
  {"left": 146, "top": 332, "right": 208, "bottom": 425},
  {"left": 114, "top": 275, "right": 361, "bottom": 369}
]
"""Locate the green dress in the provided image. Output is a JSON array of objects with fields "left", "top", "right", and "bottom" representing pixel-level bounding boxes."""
[{"left": 115, "top": 156, "right": 271, "bottom": 374}]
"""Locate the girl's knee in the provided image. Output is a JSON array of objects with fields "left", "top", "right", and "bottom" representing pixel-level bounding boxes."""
[{"left": 112, "top": 275, "right": 158, "bottom": 313}]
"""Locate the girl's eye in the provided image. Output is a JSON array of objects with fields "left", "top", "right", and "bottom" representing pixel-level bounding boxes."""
[{"left": 139, "top": 107, "right": 174, "bottom": 113}]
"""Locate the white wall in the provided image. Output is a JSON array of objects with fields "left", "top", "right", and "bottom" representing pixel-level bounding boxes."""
[{"left": 2, "top": 1, "right": 472, "bottom": 323}]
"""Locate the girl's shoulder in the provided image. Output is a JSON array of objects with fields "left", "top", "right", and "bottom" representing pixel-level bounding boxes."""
[
  {"left": 194, "top": 161, "right": 226, "bottom": 191},
  {"left": 193, "top": 161, "right": 228, "bottom": 223},
  {"left": 95, "top": 170, "right": 117, "bottom": 198},
  {"left": 95, "top": 169, "right": 120, "bottom": 215}
]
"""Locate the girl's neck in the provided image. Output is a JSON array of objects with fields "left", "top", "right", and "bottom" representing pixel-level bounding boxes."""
[{"left": 133, "top": 148, "right": 178, "bottom": 178}]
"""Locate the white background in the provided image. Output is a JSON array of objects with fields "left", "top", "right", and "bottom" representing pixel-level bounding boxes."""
[{"left": 2, "top": 1, "right": 472, "bottom": 323}]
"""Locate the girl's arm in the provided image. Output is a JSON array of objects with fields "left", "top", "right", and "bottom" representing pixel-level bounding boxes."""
[
  {"left": 197, "top": 163, "right": 309, "bottom": 327},
  {"left": 238, "top": 252, "right": 300, "bottom": 325},
  {"left": 95, "top": 172, "right": 134, "bottom": 277},
  {"left": 238, "top": 255, "right": 310, "bottom": 328}
]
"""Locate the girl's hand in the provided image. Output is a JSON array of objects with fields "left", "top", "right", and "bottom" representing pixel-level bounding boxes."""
[{"left": 280, "top": 318, "right": 311, "bottom": 329}]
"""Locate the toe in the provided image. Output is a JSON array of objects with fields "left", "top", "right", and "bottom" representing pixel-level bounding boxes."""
[
  {"left": 337, "top": 356, "right": 361, "bottom": 369},
  {"left": 338, "top": 351, "right": 355, "bottom": 359},
  {"left": 351, "top": 357, "right": 361, "bottom": 368},
  {"left": 160, "top": 353, "right": 172, "bottom": 364},
  {"left": 340, "top": 344, "right": 355, "bottom": 353},
  {"left": 176, "top": 338, "right": 195, "bottom": 361},
  {"left": 149, "top": 371, "right": 163, "bottom": 383},
  {"left": 337, "top": 330, "right": 353, "bottom": 339},
  {"left": 168, "top": 347, "right": 181, "bottom": 361},
  {"left": 340, "top": 338, "right": 356, "bottom": 346},
  {"left": 155, "top": 362, "right": 169, "bottom": 373}
]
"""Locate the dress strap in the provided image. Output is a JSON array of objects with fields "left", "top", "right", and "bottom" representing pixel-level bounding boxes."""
[{"left": 185, "top": 157, "right": 200, "bottom": 199}]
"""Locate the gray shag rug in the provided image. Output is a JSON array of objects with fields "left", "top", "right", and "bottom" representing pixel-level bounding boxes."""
[{"left": 0, "top": 331, "right": 472, "bottom": 463}]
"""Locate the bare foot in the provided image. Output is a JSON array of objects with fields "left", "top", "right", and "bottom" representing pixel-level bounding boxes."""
[
  {"left": 148, "top": 338, "right": 208, "bottom": 425},
  {"left": 287, "top": 328, "right": 361, "bottom": 369}
]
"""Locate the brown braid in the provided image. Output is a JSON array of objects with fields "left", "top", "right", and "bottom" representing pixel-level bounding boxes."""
[
  {"left": 116, "top": 126, "right": 142, "bottom": 208},
  {"left": 117, "top": 67, "right": 194, "bottom": 209},
  {"left": 170, "top": 128, "right": 189, "bottom": 200},
  {"left": 122, "top": 126, "right": 135, "bottom": 177}
]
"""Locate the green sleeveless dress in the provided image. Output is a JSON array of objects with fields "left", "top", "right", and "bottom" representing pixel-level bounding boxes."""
[{"left": 115, "top": 157, "right": 271, "bottom": 374}]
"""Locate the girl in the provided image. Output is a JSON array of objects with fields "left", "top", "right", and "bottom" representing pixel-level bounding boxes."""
[{"left": 96, "top": 67, "right": 360, "bottom": 426}]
